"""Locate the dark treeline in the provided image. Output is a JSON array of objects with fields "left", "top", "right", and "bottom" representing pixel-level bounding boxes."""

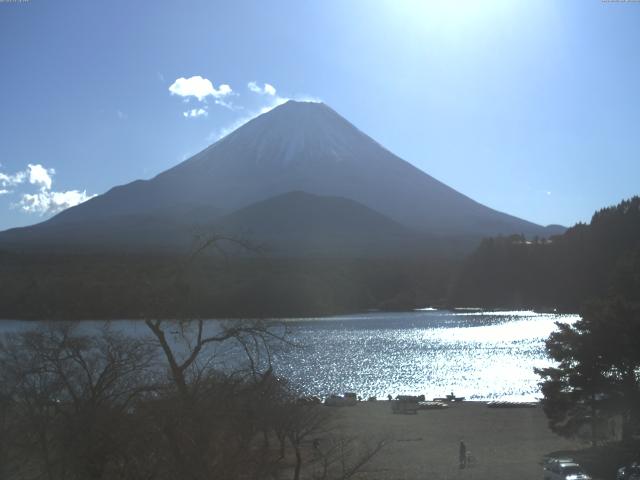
[
  {"left": 0, "top": 251, "right": 456, "bottom": 319},
  {"left": 1, "top": 196, "right": 638, "bottom": 319},
  {"left": 0, "top": 320, "right": 385, "bottom": 480},
  {"left": 450, "top": 196, "right": 640, "bottom": 311}
]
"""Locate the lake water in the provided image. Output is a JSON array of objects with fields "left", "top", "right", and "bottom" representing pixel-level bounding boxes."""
[{"left": 0, "top": 310, "right": 578, "bottom": 402}]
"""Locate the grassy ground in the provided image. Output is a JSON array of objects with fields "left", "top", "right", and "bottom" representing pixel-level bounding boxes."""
[{"left": 331, "top": 401, "right": 585, "bottom": 480}]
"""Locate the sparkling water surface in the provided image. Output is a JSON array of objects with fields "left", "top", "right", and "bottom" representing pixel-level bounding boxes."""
[
  {"left": 0, "top": 310, "right": 578, "bottom": 402},
  {"left": 275, "top": 310, "right": 579, "bottom": 401}
]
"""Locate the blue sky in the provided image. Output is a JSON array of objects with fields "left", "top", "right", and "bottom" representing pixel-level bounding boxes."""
[{"left": 0, "top": 0, "right": 638, "bottom": 230}]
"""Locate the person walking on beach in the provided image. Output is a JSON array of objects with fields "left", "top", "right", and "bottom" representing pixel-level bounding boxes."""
[{"left": 459, "top": 441, "right": 467, "bottom": 469}]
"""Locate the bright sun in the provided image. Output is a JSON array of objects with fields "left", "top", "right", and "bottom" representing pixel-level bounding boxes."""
[{"left": 384, "top": 0, "right": 517, "bottom": 32}]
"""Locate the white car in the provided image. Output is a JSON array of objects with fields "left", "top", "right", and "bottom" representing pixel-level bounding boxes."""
[
  {"left": 617, "top": 463, "right": 640, "bottom": 480},
  {"left": 544, "top": 460, "right": 591, "bottom": 480},
  {"left": 543, "top": 458, "right": 573, "bottom": 480}
]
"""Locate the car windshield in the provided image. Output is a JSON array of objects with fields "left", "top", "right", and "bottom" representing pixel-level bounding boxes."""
[{"left": 562, "top": 466, "right": 584, "bottom": 475}]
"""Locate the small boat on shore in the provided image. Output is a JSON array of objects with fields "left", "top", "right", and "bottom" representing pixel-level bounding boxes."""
[
  {"left": 443, "top": 392, "right": 465, "bottom": 402},
  {"left": 418, "top": 401, "right": 448, "bottom": 410}
]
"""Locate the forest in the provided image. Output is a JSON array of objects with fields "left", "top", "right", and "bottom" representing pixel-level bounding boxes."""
[
  {"left": 0, "top": 250, "right": 456, "bottom": 319},
  {"left": 449, "top": 196, "right": 640, "bottom": 311},
  {"left": 0, "top": 197, "right": 638, "bottom": 319}
]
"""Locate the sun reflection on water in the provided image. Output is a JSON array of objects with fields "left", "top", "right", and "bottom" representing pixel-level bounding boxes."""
[{"left": 275, "top": 310, "right": 578, "bottom": 401}]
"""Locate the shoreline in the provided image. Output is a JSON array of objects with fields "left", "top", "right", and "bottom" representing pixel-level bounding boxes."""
[{"left": 0, "top": 306, "right": 580, "bottom": 323}]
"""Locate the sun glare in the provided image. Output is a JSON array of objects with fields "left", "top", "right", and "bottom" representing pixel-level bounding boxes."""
[{"left": 382, "top": 0, "right": 519, "bottom": 34}]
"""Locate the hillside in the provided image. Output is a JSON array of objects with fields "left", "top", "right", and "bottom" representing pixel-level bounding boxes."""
[
  {"left": 214, "top": 191, "right": 428, "bottom": 256},
  {"left": 449, "top": 196, "right": 640, "bottom": 311}
]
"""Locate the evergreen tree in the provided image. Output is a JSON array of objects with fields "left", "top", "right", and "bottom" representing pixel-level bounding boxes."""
[{"left": 536, "top": 299, "right": 640, "bottom": 444}]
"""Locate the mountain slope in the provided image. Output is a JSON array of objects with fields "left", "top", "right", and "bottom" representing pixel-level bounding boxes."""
[
  {"left": 0, "top": 100, "right": 563, "bottom": 253},
  {"left": 0, "top": 192, "right": 427, "bottom": 256},
  {"left": 215, "top": 191, "right": 426, "bottom": 256},
  {"left": 0, "top": 204, "right": 223, "bottom": 253}
]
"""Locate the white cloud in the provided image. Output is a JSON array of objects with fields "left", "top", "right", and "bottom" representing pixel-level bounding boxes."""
[
  {"left": 19, "top": 189, "right": 95, "bottom": 215},
  {"left": 248, "top": 81, "right": 276, "bottom": 96},
  {"left": 0, "top": 170, "right": 26, "bottom": 188},
  {"left": 213, "top": 98, "right": 236, "bottom": 110},
  {"left": 1, "top": 163, "right": 95, "bottom": 215},
  {"left": 247, "top": 82, "right": 260, "bottom": 94},
  {"left": 169, "top": 76, "right": 232, "bottom": 101},
  {"left": 183, "top": 108, "right": 208, "bottom": 118},
  {"left": 27, "top": 164, "right": 54, "bottom": 190},
  {"left": 292, "top": 94, "right": 323, "bottom": 103},
  {"left": 117, "top": 110, "right": 127, "bottom": 120}
]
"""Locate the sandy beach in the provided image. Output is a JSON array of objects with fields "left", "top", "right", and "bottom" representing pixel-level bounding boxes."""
[{"left": 331, "top": 401, "right": 585, "bottom": 480}]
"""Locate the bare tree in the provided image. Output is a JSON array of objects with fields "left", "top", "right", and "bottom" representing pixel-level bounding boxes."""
[
  {"left": 0, "top": 324, "right": 157, "bottom": 480},
  {"left": 144, "top": 317, "right": 288, "bottom": 398},
  {"left": 280, "top": 401, "right": 386, "bottom": 480},
  {"left": 312, "top": 434, "right": 387, "bottom": 480}
]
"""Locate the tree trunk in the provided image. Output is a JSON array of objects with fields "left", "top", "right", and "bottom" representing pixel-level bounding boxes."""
[
  {"left": 621, "top": 411, "right": 633, "bottom": 442},
  {"left": 590, "top": 394, "right": 598, "bottom": 447},
  {"left": 293, "top": 443, "right": 302, "bottom": 480},
  {"left": 277, "top": 432, "right": 286, "bottom": 459}
]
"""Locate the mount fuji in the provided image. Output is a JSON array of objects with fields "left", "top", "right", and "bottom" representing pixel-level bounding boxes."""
[{"left": 0, "top": 101, "right": 564, "bottom": 255}]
